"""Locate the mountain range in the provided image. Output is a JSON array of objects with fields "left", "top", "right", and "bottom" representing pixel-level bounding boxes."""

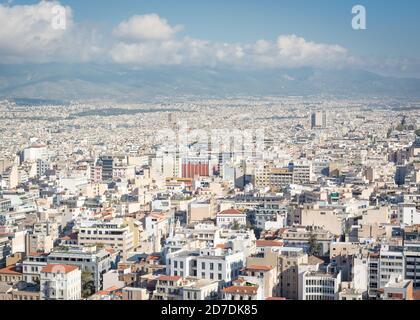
[{"left": 1, "top": 64, "right": 420, "bottom": 102}]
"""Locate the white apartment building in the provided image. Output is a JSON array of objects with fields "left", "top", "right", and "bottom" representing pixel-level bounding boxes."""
[
  {"left": 197, "top": 248, "right": 244, "bottom": 285},
  {"left": 167, "top": 247, "right": 244, "bottom": 286},
  {"left": 78, "top": 219, "right": 134, "bottom": 257},
  {"left": 404, "top": 242, "right": 420, "bottom": 290},
  {"left": 379, "top": 246, "right": 405, "bottom": 289},
  {"left": 352, "top": 254, "right": 368, "bottom": 293},
  {"left": 58, "top": 176, "right": 89, "bottom": 194},
  {"left": 22, "top": 254, "right": 48, "bottom": 284},
  {"left": 154, "top": 276, "right": 219, "bottom": 301},
  {"left": 300, "top": 270, "right": 342, "bottom": 300},
  {"left": 40, "top": 264, "right": 81, "bottom": 300},
  {"left": 47, "top": 245, "right": 118, "bottom": 291},
  {"left": 183, "top": 279, "right": 219, "bottom": 300},
  {"left": 216, "top": 209, "right": 247, "bottom": 229},
  {"left": 22, "top": 145, "right": 48, "bottom": 163},
  {"left": 167, "top": 250, "right": 199, "bottom": 278},
  {"left": 192, "top": 223, "right": 221, "bottom": 247},
  {"left": 112, "top": 165, "right": 136, "bottom": 180},
  {"left": 398, "top": 203, "right": 420, "bottom": 226}
]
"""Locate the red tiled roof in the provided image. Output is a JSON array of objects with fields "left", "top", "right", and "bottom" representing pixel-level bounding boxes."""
[
  {"left": 233, "top": 278, "right": 246, "bottom": 284},
  {"left": 41, "top": 264, "right": 79, "bottom": 274},
  {"left": 27, "top": 253, "right": 49, "bottom": 257},
  {"left": 103, "top": 286, "right": 121, "bottom": 292},
  {"left": 95, "top": 290, "right": 109, "bottom": 296},
  {"left": 223, "top": 286, "right": 258, "bottom": 295},
  {"left": 218, "top": 209, "right": 244, "bottom": 215},
  {"left": 0, "top": 265, "right": 22, "bottom": 275},
  {"left": 256, "top": 240, "right": 283, "bottom": 247},
  {"left": 157, "top": 275, "right": 182, "bottom": 282},
  {"left": 245, "top": 265, "right": 273, "bottom": 271}
]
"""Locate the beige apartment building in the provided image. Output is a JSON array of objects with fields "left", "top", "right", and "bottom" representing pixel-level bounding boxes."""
[
  {"left": 330, "top": 242, "right": 361, "bottom": 259},
  {"left": 153, "top": 275, "right": 184, "bottom": 300},
  {"left": 189, "top": 200, "right": 216, "bottom": 224},
  {"left": 270, "top": 168, "right": 294, "bottom": 191},
  {"left": 281, "top": 226, "right": 335, "bottom": 256},
  {"left": 78, "top": 219, "right": 134, "bottom": 258},
  {"left": 254, "top": 165, "right": 271, "bottom": 189},
  {"left": 301, "top": 204, "right": 345, "bottom": 236},
  {"left": 247, "top": 247, "right": 308, "bottom": 300},
  {"left": 241, "top": 265, "right": 277, "bottom": 299},
  {"left": 0, "top": 265, "right": 23, "bottom": 284},
  {"left": 255, "top": 163, "right": 312, "bottom": 190},
  {"left": 25, "top": 233, "right": 54, "bottom": 256}
]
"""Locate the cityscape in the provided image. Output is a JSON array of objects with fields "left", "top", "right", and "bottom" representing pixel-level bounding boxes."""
[{"left": 1, "top": 0, "right": 420, "bottom": 303}]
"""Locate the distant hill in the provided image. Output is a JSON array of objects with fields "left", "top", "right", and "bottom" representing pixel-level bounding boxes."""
[{"left": 1, "top": 63, "right": 420, "bottom": 101}]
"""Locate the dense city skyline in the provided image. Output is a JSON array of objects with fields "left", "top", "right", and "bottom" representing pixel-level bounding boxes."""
[{"left": 1, "top": 0, "right": 420, "bottom": 307}]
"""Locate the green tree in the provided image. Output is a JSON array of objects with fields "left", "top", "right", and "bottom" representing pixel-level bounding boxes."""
[
  {"left": 252, "top": 227, "right": 263, "bottom": 239},
  {"left": 231, "top": 220, "right": 241, "bottom": 230},
  {"left": 33, "top": 277, "right": 40, "bottom": 289},
  {"left": 81, "top": 270, "right": 95, "bottom": 298},
  {"left": 396, "top": 123, "right": 404, "bottom": 132},
  {"left": 308, "top": 230, "right": 322, "bottom": 256}
]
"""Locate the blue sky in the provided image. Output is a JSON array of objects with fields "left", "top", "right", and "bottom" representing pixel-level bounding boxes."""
[
  {"left": 1, "top": 0, "right": 419, "bottom": 77},
  {"left": 7, "top": 0, "right": 420, "bottom": 58}
]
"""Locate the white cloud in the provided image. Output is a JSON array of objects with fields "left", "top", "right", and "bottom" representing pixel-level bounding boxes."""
[
  {"left": 253, "top": 39, "right": 272, "bottom": 55},
  {"left": 111, "top": 41, "right": 184, "bottom": 66},
  {"left": 0, "top": 0, "right": 103, "bottom": 63},
  {"left": 110, "top": 14, "right": 351, "bottom": 69},
  {"left": 113, "top": 14, "right": 183, "bottom": 41},
  {"left": 0, "top": 4, "right": 353, "bottom": 69},
  {"left": 276, "top": 34, "right": 348, "bottom": 67},
  {"left": 0, "top": 2, "right": 416, "bottom": 77}
]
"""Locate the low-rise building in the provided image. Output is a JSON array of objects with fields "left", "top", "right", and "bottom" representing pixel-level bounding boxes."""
[
  {"left": 40, "top": 264, "right": 81, "bottom": 300},
  {"left": 216, "top": 209, "right": 247, "bottom": 229},
  {"left": 300, "top": 269, "right": 342, "bottom": 300}
]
